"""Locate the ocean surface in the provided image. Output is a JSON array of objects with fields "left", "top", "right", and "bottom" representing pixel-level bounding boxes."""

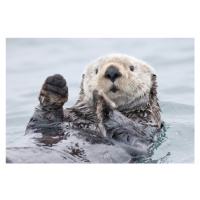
[{"left": 6, "top": 38, "right": 194, "bottom": 163}]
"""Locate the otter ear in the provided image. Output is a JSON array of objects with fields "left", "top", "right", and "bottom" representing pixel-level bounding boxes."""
[
  {"left": 152, "top": 74, "right": 157, "bottom": 81},
  {"left": 79, "top": 74, "right": 85, "bottom": 96},
  {"left": 150, "top": 74, "right": 158, "bottom": 96},
  {"left": 74, "top": 74, "right": 85, "bottom": 104},
  {"left": 150, "top": 73, "right": 162, "bottom": 128},
  {"left": 81, "top": 74, "right": 85, "bottom": 84}
]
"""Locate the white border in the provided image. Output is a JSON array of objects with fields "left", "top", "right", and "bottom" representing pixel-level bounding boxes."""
[{"left": 1, "top": 0, "right": 199, "bottom": 200}]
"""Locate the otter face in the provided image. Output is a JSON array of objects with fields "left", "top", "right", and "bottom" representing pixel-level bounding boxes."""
[{"left": 83, "top": 54, "right": 155, "bottom": 107}]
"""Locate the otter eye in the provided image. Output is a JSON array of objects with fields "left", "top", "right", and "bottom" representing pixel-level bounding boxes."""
[
  {"left": 96, "top": 69, "right": 98, "bottom": 74},
  {"left": 130, "top": 66, "right": 134, "bottom": 71}
]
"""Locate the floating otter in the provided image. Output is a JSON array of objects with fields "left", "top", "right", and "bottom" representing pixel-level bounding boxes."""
[{"left": 7, "top": 54, "right": 162, "bottom": 163}]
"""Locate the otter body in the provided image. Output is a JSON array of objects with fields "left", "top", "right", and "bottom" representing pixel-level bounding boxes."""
[{"left": 7, "top": 54, "right": 162, "bottom": 163}]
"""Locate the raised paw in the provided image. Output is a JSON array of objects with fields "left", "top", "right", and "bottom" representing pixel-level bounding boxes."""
[
  {"left": 39, "top": 74, "right": 68, "bottom": 108},
  {"left": 93, "top": 90, "right": 116, "bottom": 122}
]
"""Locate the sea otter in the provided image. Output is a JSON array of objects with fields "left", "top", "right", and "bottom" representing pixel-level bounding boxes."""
[{"left": 7, "top": 54, "right": 162, "bottom": 163}]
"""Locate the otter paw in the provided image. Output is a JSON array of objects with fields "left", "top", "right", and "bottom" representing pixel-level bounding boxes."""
[
  {"left": 93, "top": 90, "right": 116, "bottom": 121},
  {"left": 93, "top": 90, "right": 116, "bottom": 109},
  {"left": 39, "top": 74, "right": 68, "bottom": 107}
]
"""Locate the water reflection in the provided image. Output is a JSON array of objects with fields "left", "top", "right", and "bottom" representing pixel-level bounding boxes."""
[{"left": 131, "top": 122, "right": 169, "bottom": 163}]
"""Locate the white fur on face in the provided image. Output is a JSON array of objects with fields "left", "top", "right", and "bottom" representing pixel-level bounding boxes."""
[{"left": 83, "top": 54, "right": 155, "bottom": 107}]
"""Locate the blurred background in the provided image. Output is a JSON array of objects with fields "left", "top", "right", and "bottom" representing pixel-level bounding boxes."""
[{"left": 6, "top": 38, "right": 194, "bottom": 163}]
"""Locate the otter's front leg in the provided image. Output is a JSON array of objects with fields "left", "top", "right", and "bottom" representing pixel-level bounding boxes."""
[
  {"left": 26, "top": 74, "right": 68, "bottom": 134},
  {"left": 93, "top": 90, "right": 153, "bottom": 155}
]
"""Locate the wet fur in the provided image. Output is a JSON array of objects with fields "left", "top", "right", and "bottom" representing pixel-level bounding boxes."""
[
  {"left": 65, "top": 54, "right": 161, "bottom": 130},
  {"left": 25, "top": 54, "right": 162, "bottom": 161}
]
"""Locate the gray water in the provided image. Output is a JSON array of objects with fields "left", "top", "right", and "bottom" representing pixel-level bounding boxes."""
[{"left": 6, "top": 38, "right": 194, "bottom": 163}]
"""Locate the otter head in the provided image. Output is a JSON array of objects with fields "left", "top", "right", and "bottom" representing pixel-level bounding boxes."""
[{"left": 82, "top": 54, "right": 155, "bottom": 108}]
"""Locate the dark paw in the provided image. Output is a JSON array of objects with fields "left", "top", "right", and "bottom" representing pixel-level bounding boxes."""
[
  {"left": 44, "top": 74, "right": 68, "bottom": 97},
  {"left": 39, "top": 74, "right": 68, "bottom": 106}
]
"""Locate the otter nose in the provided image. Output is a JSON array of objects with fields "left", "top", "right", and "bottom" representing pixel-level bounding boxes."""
[{"left": 104, "top": 65, "right": 121, "bottom": 83}]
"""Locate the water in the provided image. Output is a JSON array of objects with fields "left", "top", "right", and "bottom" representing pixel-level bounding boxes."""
[{"left": 6, "top": 38, "right": 194, "bottom": 163}]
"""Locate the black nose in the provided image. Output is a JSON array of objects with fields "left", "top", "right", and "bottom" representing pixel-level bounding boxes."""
[{"left": 104, "top": 65, "right": 121, "bottom": 83}]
